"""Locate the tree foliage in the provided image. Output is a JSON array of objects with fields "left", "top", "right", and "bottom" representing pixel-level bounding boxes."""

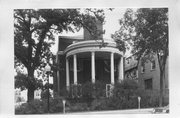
[
  {"left": 14, "top": 9, "right": 105, "bottom": 101},
  {"left": 112, "top": 8, "right": 168, "bottom": 106},
  {"left": 15, "top": 72, "right": 43, "bottom": 91}
]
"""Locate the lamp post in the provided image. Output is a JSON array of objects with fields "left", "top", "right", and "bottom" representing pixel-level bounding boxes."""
[{"left": 45, "top": 63, "right": 51, "bottom": 113}]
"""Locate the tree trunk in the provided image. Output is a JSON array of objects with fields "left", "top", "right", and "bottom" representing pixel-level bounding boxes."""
[
  {"left": 159, "top": 70, "right": 163, "bottom": 107},
  {"left": 27, "top": 68, "right": 35, "bottom": 102},
  {"left": 157, "top": 53, "right": 167, "bottom": 107},
  {"left": 27, "top": 88, "right": 35, "bottom": 102}
]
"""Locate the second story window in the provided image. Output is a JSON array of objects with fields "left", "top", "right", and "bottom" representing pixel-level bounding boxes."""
[
  {"left": 141, "top": 62, "right": 145, "bottom": 73},
  {"left": 151, "top": 60, "right": 156, "bottom": 70}
]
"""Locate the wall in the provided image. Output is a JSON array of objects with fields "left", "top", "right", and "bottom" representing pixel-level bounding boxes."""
[{"left": 137, "top": 54, "right": 169, "bottom": 91}]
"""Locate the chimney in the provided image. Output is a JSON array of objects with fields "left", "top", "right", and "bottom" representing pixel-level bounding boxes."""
[{"left": 84, "top": 20, "right": 103, "bottom": 40}]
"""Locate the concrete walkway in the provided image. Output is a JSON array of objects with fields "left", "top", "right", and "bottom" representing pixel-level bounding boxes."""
[{"left": 65, "top": 108, "right": 154, "bottom": 114}]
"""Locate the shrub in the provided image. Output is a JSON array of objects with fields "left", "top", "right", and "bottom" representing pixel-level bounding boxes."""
[
  {"left": 15, "top": 99, "right": 46, "bottom": 114},
  {"left": 41, "top": 90, "right": 52, "bottom": 100},
  {"left": 67, "top": 103, "right": 89, "bottom": 112},
  {"left": 90, "top": 98, "right": 109, "bottom": 111},
  {"left": 81, "top": 80, "right": 106, "bottom": 99},
  {"left": 59, "top": 87, "right": 71, "bottom": 98},
  {"left": 49, "top": 97, "right": 64, "bottom": 113},
  {"left": 99, "top": 79, "right": 160, "bottom": 110},
  {"left": 15, "top": 97, "right": 65, "bottom": 114},
  {"left": 137, "top": 89, "right": 160, "bottom": 108}
]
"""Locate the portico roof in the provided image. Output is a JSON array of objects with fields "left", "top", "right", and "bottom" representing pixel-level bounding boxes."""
[{"left": 63, "top": 40, "right": 124, "bottom": 58}]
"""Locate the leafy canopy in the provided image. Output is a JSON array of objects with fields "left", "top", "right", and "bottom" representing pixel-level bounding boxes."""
[
  {"left": 112, "top": 8, "right": 168, "bottom": 61},
  {"left": 14, "top": 9, "right": 106, "bottom": 93}
]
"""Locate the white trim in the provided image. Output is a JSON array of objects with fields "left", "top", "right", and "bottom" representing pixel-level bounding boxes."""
[
  {"left": 66, "top": 47, "right": 123, "bottom": 58},
  {"left": 66, "top": 40, "right": 116, "bottom": 49},
  {"left": 150, "top": 60, "right": 156, "bottom": 70}
]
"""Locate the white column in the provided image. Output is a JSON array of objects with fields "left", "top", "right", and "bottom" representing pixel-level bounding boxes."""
[
  {"left": 110, "top": 52, "right": 114, "bottom": 84},
  {"left": 91, "top": 52, "right": 95, "bottom": 83},
  {"left": 118, "top": 57, "right": 121, "bottom": 82},
  {"left": 73, "top": 54, "right": 77, "bottom": 85},
  {"left": 57, "top": 70, "right": 60, "bottom": 93},
  {"left": 56, "top": 54, "right": 60, "bottom": 95},
  {"left": 120, "top": 56, "right": 124, "bottom": 81},
  {"left": 66, "top": 58, "right": 70, "bottom": 91}
]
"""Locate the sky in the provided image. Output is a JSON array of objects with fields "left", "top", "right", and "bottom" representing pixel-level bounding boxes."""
[{"left": 50, "top": 8, "right": 130, "bottom": 56}]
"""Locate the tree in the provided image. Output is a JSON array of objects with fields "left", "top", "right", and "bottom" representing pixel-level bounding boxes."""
[
  {"left": 15, "top": 72, "right": 43, "bottom": 91},
  {"left": 14, "top": 9, "right": 105, "bottom": 102},
  {"left": 112, "top": 8, "right": 168, "bottom": 106}
]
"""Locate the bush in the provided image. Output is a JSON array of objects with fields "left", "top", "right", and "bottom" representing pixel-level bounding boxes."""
[
  {"left": 67, "top": 103, "right": 89, "bottom": 112},
  {"left": 90, "top": 98, "right": 109, "bottom": 111},
  {"left": 90, "top": 79, "right": 160, "bottom": 110},
  {"left": 41, "top": 90, "right": 52, "bottom": 100},
  {"left": 59, "top": 87, "right": 71, "bottom": 98},
  {"left": 81, "top": 80, "right": 106, "bottom": 99},
  {"left": 15, "top": 97, "right": 65, "bottom": 114},
  {"left": 49, "top": 97, "right": 64, "bottom": 113},
  {"left": 15, "top": 99, "right": 46, "bottom": 114},
  {"left": 137, "top": 89, "right": 160, "bottom": 108}
]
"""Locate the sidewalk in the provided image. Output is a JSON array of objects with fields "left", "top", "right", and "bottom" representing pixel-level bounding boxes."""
[{"left": 65, "top": 108, "right": 154, "bottom": 114}]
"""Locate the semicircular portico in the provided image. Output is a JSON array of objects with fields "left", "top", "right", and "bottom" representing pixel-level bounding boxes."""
[{"left": 62, "top": 40, "right": 124, "bottom": 90}]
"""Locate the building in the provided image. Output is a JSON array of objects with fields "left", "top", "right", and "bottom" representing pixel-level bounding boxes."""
[
  {"left": 125, "top": 54, "right": 169, "bottom": 93},
  {"left": 34, "top": 89, "right": 42, "bottom": 99},
  {"left": 124, "top": 56, "right": 138, "bottom": 82},
  {"left": 54, "top": 21, "right": 169, "bottom": 99},
  {"left": 54, "top": 22, "right": 124, "bottom": 95}
]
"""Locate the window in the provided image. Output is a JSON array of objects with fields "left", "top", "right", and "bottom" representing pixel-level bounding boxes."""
[
  {"left": 141, "top": 63, "right": 145, "bottom": 73},
  {"left": 151, "top": 60, "right": 156, "bottom": 70},
  {"left": 36, "top": 92, "right": 40, "bottom": 96},
  {"left": 144, "top": 78, "right": 153, "bottom": 90}
]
